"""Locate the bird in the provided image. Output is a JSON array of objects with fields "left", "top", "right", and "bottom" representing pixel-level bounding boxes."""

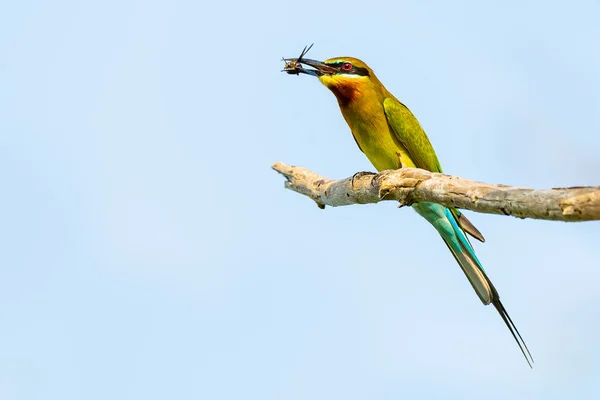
[{"left": 282, "top": 51, "right": 533, "bottom": 367}]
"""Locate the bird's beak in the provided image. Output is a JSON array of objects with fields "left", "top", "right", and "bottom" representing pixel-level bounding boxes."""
[{"left": 282, "top": 58, "right": 338, "bottom": 77}]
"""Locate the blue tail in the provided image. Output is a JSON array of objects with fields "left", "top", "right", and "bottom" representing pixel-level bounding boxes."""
[{"left": 413, "top": 202, "right": 533, "bottom": 367}]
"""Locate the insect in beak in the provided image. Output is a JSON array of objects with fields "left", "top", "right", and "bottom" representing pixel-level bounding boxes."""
[{"left": 281, "top": 43, "right": 313, "bottom": 75}]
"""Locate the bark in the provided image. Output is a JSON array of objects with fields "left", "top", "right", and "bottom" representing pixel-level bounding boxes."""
[{"left": 272, "top": 162, "right": 600, "bottom": 222}]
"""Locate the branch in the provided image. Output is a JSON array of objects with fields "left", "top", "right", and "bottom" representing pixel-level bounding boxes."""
[{"left": 272, "top": 162, "right": 600, "bottom": 222}]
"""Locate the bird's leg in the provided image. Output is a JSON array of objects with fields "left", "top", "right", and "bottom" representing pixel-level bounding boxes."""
[{"left": 351, "top": 171, "right": 377, "bottom": 189}]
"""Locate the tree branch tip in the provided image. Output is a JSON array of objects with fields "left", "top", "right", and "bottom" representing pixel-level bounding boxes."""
[
  {"left": 271, "top": 162, "right": 293, "bottom": 179},
  {"left": 271, "top": 161, "right": 286, "bottom": 171}
]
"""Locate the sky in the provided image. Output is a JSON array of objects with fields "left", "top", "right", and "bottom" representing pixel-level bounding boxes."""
[{"left": 1, "top": 0, "right": 599, "bottom": 399}]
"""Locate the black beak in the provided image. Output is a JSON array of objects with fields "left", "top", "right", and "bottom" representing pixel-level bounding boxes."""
[{"left": 282, "top": 58, "right": 338, "bottom": 77}]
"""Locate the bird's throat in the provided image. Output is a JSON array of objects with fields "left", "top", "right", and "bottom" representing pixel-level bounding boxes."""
[
  {"left": 319, "top": 76, "right": 364, "bottom": 106},
  {"left": 327, "top": 83, "right": 359, "bottom": 106}
]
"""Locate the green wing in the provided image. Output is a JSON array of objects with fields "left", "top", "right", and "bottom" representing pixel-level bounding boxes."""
[
  {"left": 383, "top": 97, "right": 485, "bottom": 242},
  {"left": 383, "top": 97, "right": 442, "bottom": 173}
]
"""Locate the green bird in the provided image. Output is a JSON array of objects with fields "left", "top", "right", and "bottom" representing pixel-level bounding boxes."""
[{"left": 283, "top": 51, "right": 533, "bottom": 367}]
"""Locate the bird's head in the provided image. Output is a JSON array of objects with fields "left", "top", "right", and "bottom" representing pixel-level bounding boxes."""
[{"left": 284, "top": 56, "right": 381, "bottom": 104}]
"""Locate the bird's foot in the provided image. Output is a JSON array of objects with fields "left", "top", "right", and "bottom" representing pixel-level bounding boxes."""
[{"left": 351, "top": 171, "right": 376, "bottom": 189}]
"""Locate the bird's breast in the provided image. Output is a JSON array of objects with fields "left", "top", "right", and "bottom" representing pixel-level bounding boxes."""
[{"left": 340, "top": 101, "right": 415, "bottom": 172}]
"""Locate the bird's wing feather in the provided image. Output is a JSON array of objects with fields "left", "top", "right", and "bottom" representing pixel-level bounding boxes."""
[
  {"left": 383, "top": 97, "right": 486, "bottom": 242},
  {"left": 383, "top": 97, "right": 442, "bottom": 173},
  {"left": 451, "top": 209, "right": 486, "bottom": 243}
]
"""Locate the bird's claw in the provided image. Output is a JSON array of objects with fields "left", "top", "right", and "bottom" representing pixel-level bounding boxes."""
[{"left": 351, "top": 171, "right": 376, "bottom": 189}]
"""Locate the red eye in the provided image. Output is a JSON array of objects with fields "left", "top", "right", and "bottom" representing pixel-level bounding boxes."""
[{"left": 342, "top": 62, "right": 352, "bottom": 71}]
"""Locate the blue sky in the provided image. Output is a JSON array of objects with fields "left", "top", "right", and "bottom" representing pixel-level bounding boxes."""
[{"left": 1, "top": 0, "right": 599, "bottom": 398}]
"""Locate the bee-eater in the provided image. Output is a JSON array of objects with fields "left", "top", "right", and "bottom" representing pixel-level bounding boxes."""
[{"left": 283, "top": 53, "right": 533, "bottom": 367}]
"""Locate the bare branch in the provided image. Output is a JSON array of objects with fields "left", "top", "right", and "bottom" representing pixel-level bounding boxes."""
[{"left": 272, "top": 162, "right": 600, "bottom": 222}]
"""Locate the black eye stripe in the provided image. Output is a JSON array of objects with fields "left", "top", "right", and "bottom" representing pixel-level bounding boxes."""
[
  {"left": 326, "top": 62, "right": 370, "bottom": 77},
  {"left": 352, "top": 67, "right": 370, "bottom": 77}
]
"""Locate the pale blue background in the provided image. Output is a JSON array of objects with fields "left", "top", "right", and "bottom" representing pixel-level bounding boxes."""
[{"left": 1, "top": 1, "right": 599, "bottom": 399}]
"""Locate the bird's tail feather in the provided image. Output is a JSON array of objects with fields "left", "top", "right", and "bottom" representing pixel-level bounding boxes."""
[
  {"left": 415, "top": 203, "right": 533, "bottom": 367},
  {"left": 439, "top": 208, "right": 492, "bottom": 304},
  {"left": 492, "top": 299, "right": 534, "bottom": 368},
  {"left": 450, "top": 208, "right": 485, "bottom": 243}
]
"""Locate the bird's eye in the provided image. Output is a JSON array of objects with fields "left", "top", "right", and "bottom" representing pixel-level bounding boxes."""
[{"left": 341, "top": 62, "right": 352, "bottom": 71}]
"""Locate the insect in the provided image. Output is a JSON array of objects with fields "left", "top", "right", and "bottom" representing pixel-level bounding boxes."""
[{"left": 282, "top": 43, "right": 314, "bottom": 75}]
